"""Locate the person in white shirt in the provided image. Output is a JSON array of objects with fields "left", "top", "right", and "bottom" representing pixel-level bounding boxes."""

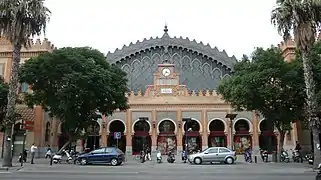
[{"left": 30, "top": 143, "right": 37, "bottom": 164}]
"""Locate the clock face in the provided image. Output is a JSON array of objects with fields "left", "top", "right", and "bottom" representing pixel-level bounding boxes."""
[{"left": 162, "top": 68, "right": 171, "bottom": 76}]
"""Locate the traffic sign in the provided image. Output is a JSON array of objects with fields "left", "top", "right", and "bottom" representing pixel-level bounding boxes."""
[
  {"left": 24, "top": 120, "right": 34, "bottom": 131},
  {"left": 114, "top": 132, "right": 121, "bottom": 140}
]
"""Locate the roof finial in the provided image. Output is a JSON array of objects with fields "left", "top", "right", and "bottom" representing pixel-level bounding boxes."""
[{"left": 164, "top": 23, "right": 168, "bottom": 33}]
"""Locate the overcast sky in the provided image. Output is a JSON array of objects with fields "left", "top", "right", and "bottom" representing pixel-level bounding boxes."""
[{"left": 44, "top": 0, "right": 282, "bottom": 60}]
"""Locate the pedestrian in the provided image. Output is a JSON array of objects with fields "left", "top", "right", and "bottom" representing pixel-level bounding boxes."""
[{"left": 30, "top": 143, "right": 37, "bottom": 164}]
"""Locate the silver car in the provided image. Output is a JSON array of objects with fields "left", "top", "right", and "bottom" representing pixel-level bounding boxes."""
[{"left": 188, "top": 147, "right": 236, "bottom": 165}]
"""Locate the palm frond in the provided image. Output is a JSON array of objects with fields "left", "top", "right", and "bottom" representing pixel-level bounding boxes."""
[{"left": 0, "top": 0, "right": 50, "bottom": 47}]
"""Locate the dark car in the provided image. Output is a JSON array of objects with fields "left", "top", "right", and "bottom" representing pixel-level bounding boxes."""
[{"left": 76, "top": 147, "right": 125, "bottom": 166}]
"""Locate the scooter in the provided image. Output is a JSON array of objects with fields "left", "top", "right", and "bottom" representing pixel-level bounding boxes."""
[
  {"left": 182, "top": 150, "right": 187, "bottom": 163},
  {"left": 156, "top": 151, "right": 162, "bottom": 163},
  {"left": 244, "top": 148, "right": 252, "bottom": 163},
  {"left": 18, "top": 149, "right": 28, "bottom": 163},
  {"left": 280, "top": 150, "right": 290, "bottom": 163},
  {"left": 167, "top": 152, "right": 175, "bottom": 163},
  {"left": 52, "top": 149, "right": 73, "bottom": 164},
  {"left": 140, "top": 150, "right": 146, "bottom": 163},
  {"left": 260, "top": 149, "right": 268, "bottom": 162},
  {"left": 290, "top": 149, "right": 303, "bottom": 163},
  {"left": 316, "top": 163, "right": 321, "bottom": 180}
]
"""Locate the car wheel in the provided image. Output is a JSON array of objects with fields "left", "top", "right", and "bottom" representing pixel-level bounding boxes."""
[
  {"left": 225, "top": 157, "right": 234, "bottom": 164},
  {"left": 80, "top": 158, "right": 87, "bottom": 165},
  {"left": 193, "top": 157, "right": 202, "bottom": 165},
  {"left": 111, "top": 158, "right": 118, "bottom": 166}
]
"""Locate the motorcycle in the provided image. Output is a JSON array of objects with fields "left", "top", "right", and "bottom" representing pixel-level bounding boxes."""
[
  {"left": 290, "top": 149, "right": 303, "bottom": 163},
  {"left": 18, "top": 149, "right": 28, "bottom": 163},
  {"left": 156, "top": 151, "right": 162, "bottom": 163},
  {"left": 260, "top": 149, "right": 268, "bottom": 162},
  {"left": 308, "top": 154, "right": 314, "bottom": 165},
  {"left": 181, "top": 150, "right": 187, "bottom": 163},
  {"left": 167, "top": 152, "right": 175, "bottom": 163},
  {"left": 52, "top": 149, "right": 73, "bottom": 164},
  {"left": 244, "top": 148, "right": 252, "bottom": 163},
  {"left": 316, "top": 163, "right": 321, "bottom": 180},
  {"left": 140, "top": 150, "right": 146, "bottom": 163},
  {"left": 280, "top": 150, "right": 290, "bottom": 163}
]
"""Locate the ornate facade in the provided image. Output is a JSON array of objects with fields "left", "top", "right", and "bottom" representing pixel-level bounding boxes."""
[{"left": 0, "top": 27, "right": 305, "bottom": 158}]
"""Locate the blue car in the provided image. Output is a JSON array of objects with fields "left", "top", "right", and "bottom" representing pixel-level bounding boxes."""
[{"left": 76, "top": 147, "right": 125, "bottom": 166}]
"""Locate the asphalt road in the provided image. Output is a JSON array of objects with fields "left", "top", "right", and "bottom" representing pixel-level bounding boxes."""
[{"left": 0, "top": 161, "right": 317, "bottom": 180}]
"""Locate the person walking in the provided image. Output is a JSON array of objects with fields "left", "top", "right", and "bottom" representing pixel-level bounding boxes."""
[{"left": 30, "top": 143, "right": 37, "bottom": 164}]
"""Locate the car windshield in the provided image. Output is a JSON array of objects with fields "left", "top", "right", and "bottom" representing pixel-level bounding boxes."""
[
  {"left": 116, "top": 148, "right": 124, "bottom": 154},
  {"left": 201, "top": 148, "right": 210, "bottom": 153}
]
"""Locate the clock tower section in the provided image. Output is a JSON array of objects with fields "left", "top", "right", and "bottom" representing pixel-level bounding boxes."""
[{"left": 153, "top": 63, "right": 179, "bottom": 96}]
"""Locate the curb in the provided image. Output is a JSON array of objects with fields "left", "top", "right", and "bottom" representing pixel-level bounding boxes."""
[{"left": 0, "top": 166, "right": 24, "bottom": 171}]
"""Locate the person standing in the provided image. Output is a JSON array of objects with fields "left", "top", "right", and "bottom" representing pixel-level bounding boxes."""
[{"left": 30, "top": 143, "right": 37, "bottom": 164}]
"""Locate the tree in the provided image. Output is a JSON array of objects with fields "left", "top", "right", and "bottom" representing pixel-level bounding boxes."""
[
  {"left": 0, "top": 77, "right": 8, "bottom": 131},
  {"left": 0, "top": 0, "right": 50, "bottom": 167},
  {"left": 271, "top": 0, "right": 321, "bottom": 167},
  {"left": 18, "top": 47, "right": 129, "bottom": 145},
  {"left": 216, "top": 47, "right": 306, "bottom": 160}
]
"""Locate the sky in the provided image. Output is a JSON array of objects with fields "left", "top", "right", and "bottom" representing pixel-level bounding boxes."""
[{"left": 44, "top": 0, "right": 283, "bottom": 60}]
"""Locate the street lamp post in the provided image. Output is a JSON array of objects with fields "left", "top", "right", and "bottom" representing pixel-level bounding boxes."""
[
  {"left": 182, "top": 117, "right": 192, "bottom": 154},
  {"left": 225, "top": 113, "right": 238, "bottom": 150}
]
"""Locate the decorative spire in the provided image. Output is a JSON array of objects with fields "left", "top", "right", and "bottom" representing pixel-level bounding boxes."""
[{"left": 164, "top": 24, "right": 168, "bottom": 33}]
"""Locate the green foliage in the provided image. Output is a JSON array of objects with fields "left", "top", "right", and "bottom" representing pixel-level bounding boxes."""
[
  {"left": 18, "top": 47, "right": 129, "bottom": 135},
  {"left": 217, "top": 46, "right": 305, "bottom": 132},
  {"left": 0, "top": 77, "right": 8, "bottom": 131}
]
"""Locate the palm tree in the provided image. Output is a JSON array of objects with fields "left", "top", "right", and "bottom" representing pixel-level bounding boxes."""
[
  {"left": 0, "top": 0, "right": 50, "bottom": 167},
  {"left": 271, "top": 0, "right": 321, "bottom": 167}
]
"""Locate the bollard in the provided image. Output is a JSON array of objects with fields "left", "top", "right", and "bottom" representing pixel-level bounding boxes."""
[{"left": 254, "top": 156, "right": 257, "bottom": 163}]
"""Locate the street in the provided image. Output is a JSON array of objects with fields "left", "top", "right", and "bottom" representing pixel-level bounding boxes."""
[{"left": 0, "top": 159, "right": 317, "bottom": 180}]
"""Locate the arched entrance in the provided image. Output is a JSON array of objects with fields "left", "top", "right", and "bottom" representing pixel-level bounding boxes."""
[
  {"left": 157, "top": 120, "right": 177, "bottom": 155},
  {"left": 132, "top": 120, "right": 151, "bottom": 155},
  {"left": 208, "top": 119, "right": 227, "bottom": 147},
  {"left": 58, "top": 123, "right": 70, "bottom": 150},
  {"left": 107, "top": 120, "right": 126, "bottom": 153},
  {"left": 182, "top": 120, "right": 201, "bottom": 153},
  {"left": 259, "top": 120, "right": 277, "bottom": 153},
  {"left": 234, "top": 119, "right": 252, "bottom": 154},
  {"left": 86, "top": 121, "right": 100, "bottom": 151},
  {"left": 12, "top": 122, "right": 25, "bottom": 156}
]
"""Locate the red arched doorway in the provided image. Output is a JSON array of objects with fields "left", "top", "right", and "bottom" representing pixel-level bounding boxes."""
[
  {"left": 208, "top": 119, "right": 227, "bottom": 147},
  {"left": 259, "top": 120, "right": 277, "bottom": 153},
  {"left": 107, "top": 120, "right": 126, "bottom": 153},
  {"left": 86, "top": 121, "right": 100, "bottom": 151},
  {"left": 234, "top": 119, "right": 252, "bottom": 154},
  {"left": 182, "top": 120, "right": 201, "bottom": 153},
  {"left": 58, "top": 123, "right": 70, "bottom": 150},
  {"left": 132, "top": 120, "right": 151, "bottom": 155},
  {"left": 157, "top": 120, "right": 177, "bottom": 155}
]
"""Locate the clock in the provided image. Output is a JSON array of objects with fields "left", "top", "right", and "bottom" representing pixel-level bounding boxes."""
[{"left": 162, "top": 68, "right": 171, "bottom": 76}]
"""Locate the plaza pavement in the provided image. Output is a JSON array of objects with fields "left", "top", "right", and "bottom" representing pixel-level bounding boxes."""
[{"left": 0, "top": 157, "right": 318, "bottom": 180}]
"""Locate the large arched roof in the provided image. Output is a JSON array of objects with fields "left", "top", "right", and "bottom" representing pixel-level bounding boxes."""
[{"left": 106, "top": 26, "right": 237, "bottom": 70}]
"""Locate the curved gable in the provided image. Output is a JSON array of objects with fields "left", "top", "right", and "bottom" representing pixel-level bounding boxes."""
[{"left": 107, "top": 26, "right": 237, "bottom": 92}]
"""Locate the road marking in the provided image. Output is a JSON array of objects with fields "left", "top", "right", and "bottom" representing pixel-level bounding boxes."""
[{"left": 0, "top": 171, "right": 12, "bottom": 174}]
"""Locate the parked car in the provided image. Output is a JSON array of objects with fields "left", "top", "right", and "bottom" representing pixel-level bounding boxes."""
[
  {"left": 188, "top": 147, "right": 236, "bottom": 165},
  {"left": 76, "top": 147, "right": 125, "bottom": 166}
]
